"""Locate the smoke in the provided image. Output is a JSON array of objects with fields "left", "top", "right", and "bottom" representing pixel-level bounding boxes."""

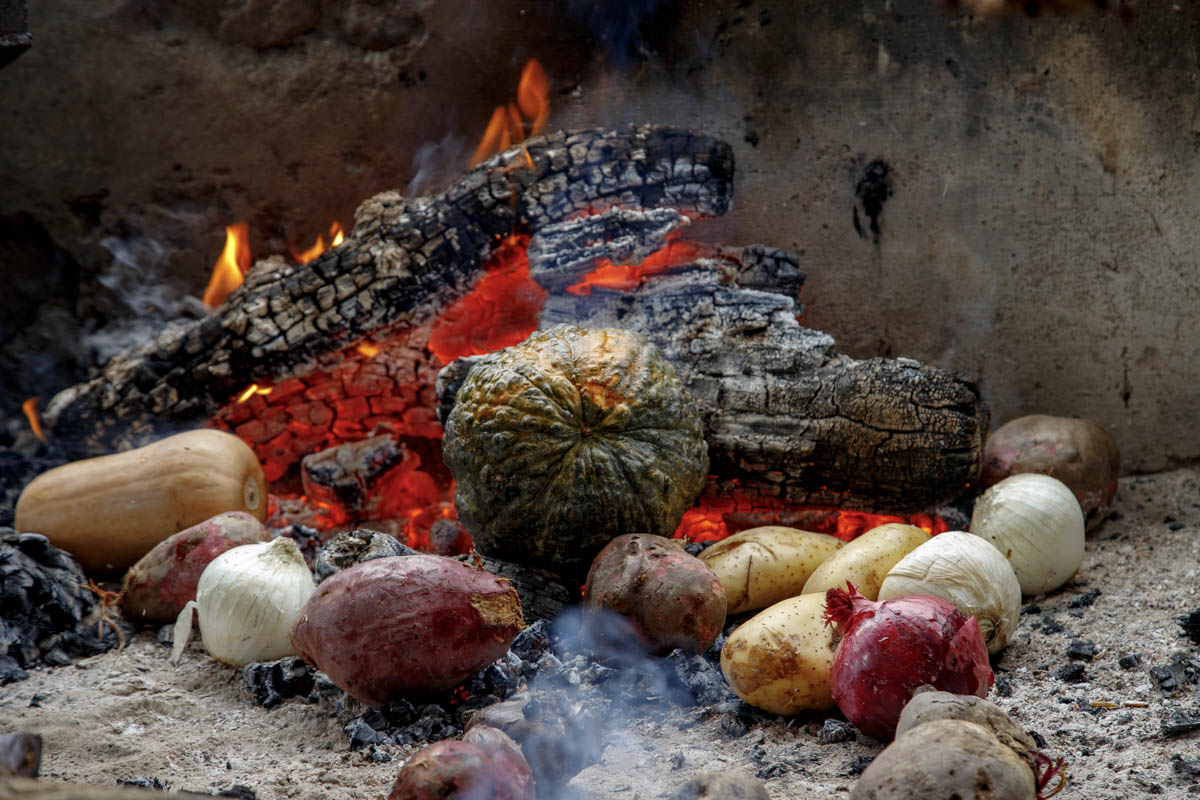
[
  {"left": 84, "top": 235, "right": 206, "bottom": 367},
  {"left": 500, "top": 606, "right": 735, "bottom": 797},
  {"left": 405, "top": 133, "right": 471, "bottom": 197},
  {"left": 566, "top": 0, "right": 677, "bottom": 65}
]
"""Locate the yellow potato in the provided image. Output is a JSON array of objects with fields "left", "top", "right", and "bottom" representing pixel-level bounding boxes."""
[
  {"left": 698, "top": 526, "right": 843, "bottom": 614},
  {"left": 720, "top": 593, "right": 837, "bottom": 714},
  {"left": 801, "top": 523, "right": 931, "bottom": 600}
]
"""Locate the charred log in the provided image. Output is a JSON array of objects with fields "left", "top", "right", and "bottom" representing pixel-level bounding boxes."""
[
  {"left": 43, "top": 126, "right": 732, "bottom": 458},
  {"left": 38, "top": 124, "right": 984, "bottom": 516},
  {"left": 441, "top": 227, "right": 988, "bottom": 513}
]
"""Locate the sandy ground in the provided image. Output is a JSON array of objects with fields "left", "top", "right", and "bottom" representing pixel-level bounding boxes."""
[{"left": 3, "top": 468, "right": 1200, "bottom": 799}]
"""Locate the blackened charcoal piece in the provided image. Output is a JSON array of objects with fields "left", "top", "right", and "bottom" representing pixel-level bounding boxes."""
[
  {"left": 242, "top": 657, "right": 315, "bottom": 709},
  {"left": 1067, "top": 640, "right": 1096, "bottom": 661},
  {"left": 313, "top": 529, "right": 414, "bottom": 582},
  {"left": 116, "top": 777, "right": 166, "bottom": 789},
  {"left": 217, "top": 786, "right": 257, "bottom": 799},
  {"left": 1054, "top": 663, "right": 1087, "bottom": 683},
  {"left": 0, "top": 655, "right": 28, "bottom": 685},
  {"left": 0, "top": 530, "right": 102, "bottom": 677},
  {"left": 1118, "top": 653, "right": 1141, "bottom": 670},
  {"left": 1179, "top": 608, "right": 1200, "bottom": 646},
  {"left": 994, "top": 675, "right": 1014, "bottom": 697},
  {"left": 667, "top": 650, "right": 736, "bottom": 706},
  {"left": 818, "top": 719, "right": 857, "bottom": 744},
  {"left": 668, "top": 771, "right": 770, "bottom": 800},
  {"left": 1151, "top": 665, "right": 1180, "bottom": 692},
  {"left": 1068, "top": 588, "right": 1101, "bottom": 609}
]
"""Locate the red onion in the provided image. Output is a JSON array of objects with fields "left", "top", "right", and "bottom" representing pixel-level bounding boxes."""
[{"left": 824, "top": 584, "right": 993, "bottom": 741}]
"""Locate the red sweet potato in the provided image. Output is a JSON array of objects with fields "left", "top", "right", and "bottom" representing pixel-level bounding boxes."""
[
  {"left": 583, "top": 533, "right": 727, "bottom": 656},
  {"left": 289, "top": 555, "right": 524, "bottom": 706},
  {"left": 119, "top": 511, "right": 269, "bottom": 623},
  {"left": 387, "top": 732, "right": 535, "bottom": 800}
]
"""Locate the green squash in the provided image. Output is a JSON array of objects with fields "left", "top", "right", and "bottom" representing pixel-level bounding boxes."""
[{"left": 443, "top": 325, "right": 709, "bottom": 577}]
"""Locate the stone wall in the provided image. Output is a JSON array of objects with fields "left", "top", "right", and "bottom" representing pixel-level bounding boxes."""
[{"left": 1, "top": 0, "right": 1196, "bottom": 473}]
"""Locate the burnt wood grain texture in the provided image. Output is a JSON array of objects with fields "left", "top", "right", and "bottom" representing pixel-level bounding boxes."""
[
  {"left": 42, "top": 126, "right": 731, "bottom": 458},
  {"left": 39, "top": 124, "right": 984, "bottom": 514},
  {"left": 443, "top": 220, "right": 988, "bottom": 514}
]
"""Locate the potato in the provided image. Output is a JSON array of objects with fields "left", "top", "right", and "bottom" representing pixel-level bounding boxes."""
[
  {"left": 698, "top": 526, "right": 843, "bottom": 614},
  {"left": 120, "top": 511, "right": 269, "bottom": 624},
  {"left": 583, "top": 534, "right": 726, "bottom": 656},
  {"left": 850, "top": 719, "right": 1035, "bottom": 800},
  {"left": 289, "top": 555, "right": 524, "bottom": 706},
  {"left": 801, "top": 523, "right": 930, "bottom": 600},
  {"left": 719, "top": 592, "right": 837, "bottom": 714},
  {"left": 982, "top": 414, "right": 1120, "bottom": 532}
]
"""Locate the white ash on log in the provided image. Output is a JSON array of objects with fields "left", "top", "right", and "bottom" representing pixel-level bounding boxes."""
[
  {"left": 440, "top": 209, "right": 988, "bottom": 513},
  {"left": 37, "top": 124, "right": 984, "bottom": 516}
]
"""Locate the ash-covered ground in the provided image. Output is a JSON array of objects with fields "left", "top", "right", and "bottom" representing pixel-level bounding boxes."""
[{"left": 2, "top": 468, "right": 1200, "bottom": 799}]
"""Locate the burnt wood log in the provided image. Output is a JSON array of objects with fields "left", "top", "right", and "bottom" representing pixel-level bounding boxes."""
[
  {"left": 43, "top": 125, "right": 732, "bottom": 457},
  {"left": 39, "top": 123, "right": 984, "bottom": 516},
  {"left": 440, "top": 214, "right": 988, "bottom": 513}
]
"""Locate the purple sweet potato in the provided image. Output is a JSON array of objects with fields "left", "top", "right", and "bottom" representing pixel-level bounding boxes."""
[
  {"left": 387, "top": 732, "right": 535, "bottom": 800},
  {"left": 119, "top": 511, "right": 269, "bottom": 623},
  {"left": 583, "top": 533, "right": 727, "bottom": 656},
  {"left": 289, "top": 555, "right": 524, "bottom": 706}
]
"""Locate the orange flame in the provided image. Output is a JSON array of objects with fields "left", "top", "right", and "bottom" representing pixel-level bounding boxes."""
[
  {"left": 470, "top": 59, "right": 550, "bottom": 166},
  {"left": 21, "top": 397, "right": 46, "bottom": 443},
  {"left": 567, "top": 239, "right": 705, "bottom": 295},
  {"left": 291, "top": 221, "right": 346, "bottom": 265},
  {"left": 236, "top": 383, "right": 273, "bottom": 404},
  {"left": 203, "top": 223, "right": 252, "bottom": 309}
]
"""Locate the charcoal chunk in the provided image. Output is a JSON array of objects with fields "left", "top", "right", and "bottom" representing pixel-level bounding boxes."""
[
  {"left": 1054, "top": 663, "right": 1087, "bottom": 683},
  {"left": 1067, "top": 639, "right": 1096, "bottom": 661},
  {"left": 242, "top": 657, "right": 315, "bottom": 709},
  {"left": 1118, "top": 653, "right": 1141, "bottom": 670},
  {"left": 818, "top": 719, "right": 857, "bottom": 744},
  {"left": 313, "top": 529, "right": 414, "bottom": 582}
]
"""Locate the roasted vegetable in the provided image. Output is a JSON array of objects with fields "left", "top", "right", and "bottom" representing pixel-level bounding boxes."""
[
  {"left": 14, "top": 429, "right": 266, "bottom": 574},
  {"left": 120, "top": 511, "right": 269, "bottom": 624},
  {"left": 444, "top": 325, "right": 709, "bottom": 577},
  {"left": 387, "top": 732, "right": 535, "bottom": 800},
  {"left": 720, "top": 592, "right": 838, "bottom": 714},
  {"left": 290, "top": 555, "right": 524, "bottom": 705},
  {"left": 850, "top": 719, "right": 1036, "bottom": 800},
  {"left": 982, "top": 413, "right": 1120, "bottom": 531},
  {"left": 698, "top": 526, "right": 843, "bottom": 614},
  {"left": 583, "top": 534, "right": 726, "bottom": 656},
  {"left": 802, "top": 523, "right": 930, "bottom": 601}
]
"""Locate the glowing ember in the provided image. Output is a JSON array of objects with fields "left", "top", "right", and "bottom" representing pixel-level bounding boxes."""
[
  {"left": 428, "top": 234, "right": 546, "bottom": 364},
  {"left": 21, "top": 397, "right": 46, "bottom": 443},
  {"left": 675, "top": 494, "right": 949, "bottom": 544},
  {"left": 566, "top": 239, "right": 706, "bottom": 295},
  {"left": 202, "top": 223, "right": 252, "bottom": 309},
  {"left": 236, "top": 383, "right": 273, "bottom": 404},
  {"left": 470, "top": 59, "right": 551, "bottom": 166},
  {"left": 291, "top": 221, "right": 346, "bottom": 265}
]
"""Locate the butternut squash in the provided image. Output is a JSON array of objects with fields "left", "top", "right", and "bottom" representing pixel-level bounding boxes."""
[{"left": 14, "top": 429, "right": 267, "bottom": 574}]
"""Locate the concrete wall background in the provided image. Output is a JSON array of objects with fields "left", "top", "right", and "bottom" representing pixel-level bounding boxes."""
[{"left": 1, "top": 0, "right": 1197, "bottom": 472}]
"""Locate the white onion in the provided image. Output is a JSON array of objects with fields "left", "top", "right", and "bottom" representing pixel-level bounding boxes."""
[
  {"left": 969, "top": 473, "right": 1085, "bottom": 595},
  {"left": 171, "top": 537, "right": 315, "bottom": 666},
  {"left": 878, "top": 531, "right": 1022, "bottom": 654}
]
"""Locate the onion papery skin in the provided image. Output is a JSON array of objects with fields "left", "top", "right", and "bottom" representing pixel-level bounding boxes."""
[{"left": 824, "top": 586, "right": 994, "bottom": 741}]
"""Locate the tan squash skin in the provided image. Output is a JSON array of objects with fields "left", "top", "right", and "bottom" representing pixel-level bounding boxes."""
[{"left": 14, "top": 429, "right": 266, "bottom": 575}]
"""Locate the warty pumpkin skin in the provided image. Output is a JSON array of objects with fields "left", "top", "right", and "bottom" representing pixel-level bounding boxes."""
[{"left": 443, "top": 325, "right": 709, "bottom": 577}]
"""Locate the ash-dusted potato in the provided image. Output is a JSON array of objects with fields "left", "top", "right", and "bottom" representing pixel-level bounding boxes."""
[
  {"left": 801, "top": 523, "right": 930, "bottom": 600},
  {"left": 698, "top": 526, "right": 842, "bottom": 614},
  {"left": 290, "top": 555, "right": 524, "bottom": 706},
  {"left": 720, "top": 592, "right": 837, "bottom": 714},
  {"left": 120, "top": 511, "right": 269, "bottom": 623}
]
